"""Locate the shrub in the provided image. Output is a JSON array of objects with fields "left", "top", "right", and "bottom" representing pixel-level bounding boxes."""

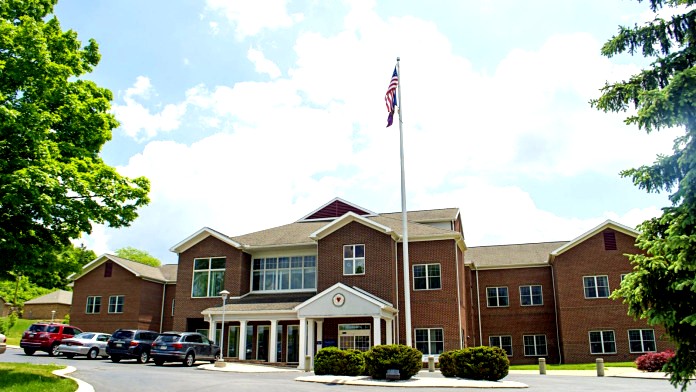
[
  {"left": 363, "top": 344, "right": 422, "bottom": 380},
  {"left": 314, "top": 347, "right": 365, "bottom": 376},
  {"left": 438, "top": 346, "right": 509, "bottom": 381},
  {"left": 636, "top": 350, "right": 674, "bottom": 372}
]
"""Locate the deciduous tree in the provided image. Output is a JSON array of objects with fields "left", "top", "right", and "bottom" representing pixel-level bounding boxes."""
[{"left": 115, "top": 246, "right": 161, "bottom": 267}]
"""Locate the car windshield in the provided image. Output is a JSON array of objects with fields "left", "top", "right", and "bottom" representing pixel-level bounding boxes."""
[
  {"left": 111, "top": 330, "right": 134, "bottom": 339},
  {"left": 74, "top": 333, "right": 94, "bottom": 339},
  {"left": 155, "top": 334, "right": 181, "bottom": 343},
  {"left": 28, "top": 324, "right": 48, "bottom": 332}
]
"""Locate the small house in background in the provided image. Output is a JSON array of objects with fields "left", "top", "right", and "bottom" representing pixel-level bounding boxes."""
[
  {"left": 0, "top": 296, "right": 12, "bottom": 317},
  {"left": 23, "top": 289, "right": 72, "bottom": 321}
]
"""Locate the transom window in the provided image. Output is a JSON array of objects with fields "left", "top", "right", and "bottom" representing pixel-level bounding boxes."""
[
  {"left": 486, "top": 287, "right": 509, "bottom": 307},
  {"left": 338, "top": 324, "right": 371, "bottom": 351},
  {"left": 192, "top": 257, "right": 225, "bottom": 298},
  {"left": 628, "top": 329, "right": 656, "bottom": 353},
  {"left": 589, "top": 330, "right": 616, "bottom": 354},
  {"left": 413, "top": 264, "right": 441, "bottom": 290},
  {"left": 489, "top": 335, "right": 513, "bottom": 356},
  {"left": 523, "top": 335, "right": 547, "bottom": 356},
  {"left": 583, "top": 275, "right": 610, "bottom": 298},
  {"left": 415, "top": 328, "right": 444, "bottom": 355},
  {"left": 108, "top": 295, "right": 124, "bottom": 314},
  {"left": 343, "top": 245, "right": 365, "bottom": 275},
  {"left": 85, "top": 296, "right": 101, "bottom": 314},
  {"left": 252, "top": 256, "right": 316, "bottom": 291},
  {"left": 520, "top": 285, "right": 543, "bottom": 306}
]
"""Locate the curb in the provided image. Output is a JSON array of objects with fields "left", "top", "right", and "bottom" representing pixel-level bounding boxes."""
[{"left": 52, "top": 366, "right": 95, "bottom": 392}]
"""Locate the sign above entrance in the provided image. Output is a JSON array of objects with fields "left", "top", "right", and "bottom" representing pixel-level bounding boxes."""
[{"left": 332, "top": 293, "right": 346, "bottom": 307}]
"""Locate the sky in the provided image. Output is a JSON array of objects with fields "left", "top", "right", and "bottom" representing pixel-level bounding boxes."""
[{"left": 51, "top": 0, "right": 687, "bottom": 265}]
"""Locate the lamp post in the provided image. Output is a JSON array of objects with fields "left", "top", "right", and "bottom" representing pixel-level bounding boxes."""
[
  {"left": 216, "top": 290, "right": 230, "bottom": 367},
  {"left": 51, "top": 310, "right": 55, "bottom": 323}
]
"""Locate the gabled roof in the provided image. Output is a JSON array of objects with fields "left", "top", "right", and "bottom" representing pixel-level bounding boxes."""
[
  {"left": 381, "top": 208, "right": 460, "bottom": 224},
  {"left": 549, "top": 220, "right": 639, "bottom": 261},
  {"left": 466, "top": 241, "right": 568, "bottom": 270},
  {"left": 298, "top": 197, "right": 376, "bottom": 221},
  {"left": 295, "top": 282, "right": 396, "bottom": 313},
  {"left": 68, "top": 254, "right": 177, "bottom": 284},
  {"left": 310, "top": 212, "right": 397, "bottom": 241},
  {"left": 24, "top": 290, "right": 72, "bottom": 305},
  {"left": 170, "top": 227, "right": 242, "bottom": 254}
]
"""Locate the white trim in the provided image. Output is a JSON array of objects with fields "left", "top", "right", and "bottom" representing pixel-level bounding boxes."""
[
  {"left": 488, "top": 335, "right": 513, "bottom": 357},
  {"left": 519, "top": 284, "right": 543, "bottom": 306},
  {"left": 588, "top": 330, "right": 617, "bottom": 355},
  {"left": 522, "top": 334, "right": 548, "bottom": 357},
  {"left": 309, "top": 212, "right": 395, "bottom": 241},
  {"left": 485, "top": 286, "right": 509, "bottom": 308},
  {"left": 550, "top": 220, "right": 639, "bottom": 260},
  {"left": 583, "top": 275, "right": 610, "bottom": 299},
  {"left": 297, "top": 197, "right": 377, "bottom": 222},
  {"left": 170, "top": 227, "right": 242, "bottom": 254},
  {"left": 191, "top": 256, "right": 226, "bottom": 298},
  {"left": 627, "top": 329, "right": 657, "bottom": 353},
  {"left": 412, "top": 263, "right": 442, "bottom": 291}
]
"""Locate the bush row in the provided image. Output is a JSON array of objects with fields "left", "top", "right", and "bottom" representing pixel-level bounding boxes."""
[
  {"left": 439, "top": 346, "right": 509, "bottom": 381},
  {"left": 635, "top": 350, "right": 674, "bottom": 372}
]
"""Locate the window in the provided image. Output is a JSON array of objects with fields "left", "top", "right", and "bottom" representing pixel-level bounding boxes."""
[
  {"left": 583, "top": 275, "right": 610, "bottom": 298},
  {"left": 589, "top": 330, "right": 616, "bottom": 354},
  {"left": 415, "top": 328, "right": 444, "bottom": 355},
  {"left": 85, "top": 296, "right": 101, "bottom": 314},
  {"left": 486, "top": 287, "right": 509, "bottom": 307},
  {"left": 628, "top": 329, "right": 656, "bottom": 353},
  {"left": 523, "top": 335, "right": 547, "bottom": 356},
  {"left": 192, "top": 257, "right": 225, "bottom": 297},
  {"left": 489, "top": 335, "right": 513, "bottom": 356},
  {"left": 343, "top": 245, "right": 365, "bottom": 275},
  {"left": 252, "top": 256, "right": 316, "bottom": 291},
  {"left": 620, "top": 274, "right": 628, "bottom": 281},
  {"left": 108, "top": 295, "right": 124, "bottom": 313},
  {"left": 413, "top": 264, "right": 441, "bottom": 290},
  {"left": 171, "top": 299, "right": 175, "bottom": 316},
  {"left": 519, "top": 285, "right": 543, "bottom": 306},
  {"left": 338, "top": 324, "right": 371, "bottom": 352}
]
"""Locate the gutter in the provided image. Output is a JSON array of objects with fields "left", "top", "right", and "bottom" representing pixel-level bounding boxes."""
[{"left": 475, "top": 268, "right": 482, "bottom": 346}]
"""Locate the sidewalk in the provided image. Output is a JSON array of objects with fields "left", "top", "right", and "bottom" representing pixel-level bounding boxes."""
[{"left": 508, "top": 368, "right": 670, "bottom": 379}]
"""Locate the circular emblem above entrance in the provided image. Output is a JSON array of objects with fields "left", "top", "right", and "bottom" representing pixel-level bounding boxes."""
[{"left": 332, "top": 293, "right": 345, "bottom": 307}]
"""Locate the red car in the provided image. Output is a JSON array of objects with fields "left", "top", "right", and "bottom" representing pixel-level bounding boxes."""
[{"left": 20, "top": 323, "right": 83, "bottom": 356}]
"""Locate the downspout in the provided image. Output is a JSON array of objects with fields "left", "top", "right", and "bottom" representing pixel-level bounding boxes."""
[
  {"left": 159, "top": 283, "right": 166, "bottom": 333},
  {"left": 455, "top": 242, "right": 463, "bottom": 348},
  {"left": 475, "top": 268, "right": 482, "bottom": 346},
  {"left": 550, "top": 263, "right": 562, "bottom": 364}
]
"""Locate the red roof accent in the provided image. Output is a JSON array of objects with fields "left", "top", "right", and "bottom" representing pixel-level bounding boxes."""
[{"left": 304, "top": 199, "right": 372, "bottom": 220}]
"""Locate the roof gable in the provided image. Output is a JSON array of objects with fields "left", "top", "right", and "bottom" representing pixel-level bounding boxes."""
[
  {"left": 550, "top": 220, "right": 639, "bottom": 261},
  {"left": 299, "top": 197, "right": 376, "bottom": 221},
  {"left": 24, "top": 290, "right": 72, "bottom": 305},
  {"left": 295, "top": 283, "right": 396, "bottom": 318},
  {"left": 68, "top": 254, "right": 174, "bottom": 283},
  {"left": 309, "top": 211, "right": 397, "bottom": 241},
  {"left": 170, "top": 227, "right": 242, "bottom": 254}
]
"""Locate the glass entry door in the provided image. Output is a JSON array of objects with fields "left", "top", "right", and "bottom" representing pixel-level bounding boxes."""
[
  {"left": 338, "top": 324, "right": 371, "bottom": 351},
  {"left": 227, "top": 326, "right": 239, "bottom": 357},
  {"left": 287, "top": 325, "right": 299, "bottom": 362},
  {"left": 257, "top": 325, "right": 269, "bottom": 361}
]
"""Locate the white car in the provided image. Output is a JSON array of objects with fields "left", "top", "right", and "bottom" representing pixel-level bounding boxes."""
[
  {"left": 0, "top": 333, "right": 6, "bottom": 354},
  {"left": 57, "top": 332, "right": 111, "bottom": 359}
]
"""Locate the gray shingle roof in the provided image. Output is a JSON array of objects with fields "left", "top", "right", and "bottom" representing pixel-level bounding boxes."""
[
  {"left": 465, "top": 241, "right": 568, "bottom": 269},
  {"left": 24, "top": 289, "right": 73, "bottom": 305}
]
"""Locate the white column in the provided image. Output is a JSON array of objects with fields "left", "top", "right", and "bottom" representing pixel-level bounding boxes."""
[
  {"left": 373, "top": 316, "right": 382, "bottom": 346},
  {"left": 269, "top": 319, "right": 278, "bottom": 363},
  {"left": 239, "top": 320, "right": 247, "bottom": 360},
  {"left": 307, "top": 319, "right": 315, "bottom": 369},
  {"left": 316, "top": 320, "right": 324, "bottom": 354},
  {"left": 207, "top": 315, "right": 215, "bottom": 343},
  {"left": 297, "top": 318, "right": 307, "bottom": 370},
  {"left": 386, "top": 319, "right": 393, "bottom": 344}
]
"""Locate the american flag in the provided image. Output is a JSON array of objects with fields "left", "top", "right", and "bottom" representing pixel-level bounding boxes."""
[{"left": 385, "top": 66, "right": 398, "bottom": 127}]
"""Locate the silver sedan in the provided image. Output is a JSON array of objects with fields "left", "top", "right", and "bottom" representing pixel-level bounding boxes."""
[
  {"left": 0, "top": 333, "right": 6, "bottom": 355},
  {"left": 57, "top": 332, "right": 111, "bottom": 359}
]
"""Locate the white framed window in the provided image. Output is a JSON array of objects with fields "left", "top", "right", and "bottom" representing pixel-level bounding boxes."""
[
  {"left": 343, "top": 244, "right": 365, "bottom": 275},
  {"left": 108, "top": 295, "right": 124, "bottom": 314},
  {"left": 192, "top": 257, "right": 225, "bottom": 298},
  {"left": 519, "top": 285, "right": 543, "bottom": 306},
  {"left": 620, "top": 274, "right": 628, "bottom": 281},
  {"left": 171, "top": 299, "right": 175, "bottom": 316},
  {"left": 338, "top": 324, "right": 371, "bottom": 351},
  {"left": 413, "top": 264, "right": 441, "bottom": 290},
  {"left": 523, "top": 334, "right": 547, "bottom": 356},
  {"left": 486, "top": 287, "right": 509, "bottom": 307},
  {"left": 628, "top": 329, "right": 656, "bottom": 353},
  {"left": 489, "top": 335, "right": 513, "bottom": 356},
  {"left": 415, "top": 328, "right": 444, "bottom": 355},
  {"left": 252, "top": 256, "right": 316, "bottom": 292},
  {"left": 583, "top": 275, "right": 610, "bottom": 298},
  {"left": 589, "top": 330, "right": 616, "bottom": 354},
  {"left": 85, "top": 296, "right": 101, "bottom": 314}
]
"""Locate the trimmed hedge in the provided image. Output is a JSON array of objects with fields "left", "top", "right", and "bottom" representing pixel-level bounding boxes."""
[
  {"left": 636, "top": 350, "right": 674, "bottom": 372},
  {"left": 363, "top": 344, "right": 422, "bottom": 380},
  {"left": 314, "top": 347, "right": 365, "bottom": 376},
  {"left": 439, "top": 346, "right": 509, "bottom": 381}
]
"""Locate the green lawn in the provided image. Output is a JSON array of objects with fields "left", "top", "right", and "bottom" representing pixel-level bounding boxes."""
[
  {"left": 2, "top": 318, "right": 34, "bottom": 346},
  {"left": 0, "top": 363, "right": 76, "bottom": 392},
  {"left": 509, "top": 361, "right": 636, "bottom": 370}
]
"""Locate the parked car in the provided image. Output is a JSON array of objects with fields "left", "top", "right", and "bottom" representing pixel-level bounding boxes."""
[
  {"left": 0, "top": 333, "right": 6, "bottom": 355},
  {"left": 57, "top": 332, "right": 111, "bottom": 359},
  {"left": 106, "top": 329, "right": 159, "bottom": 363},
  {"left": 151, "top": 331, "right": 220, "bottom": 367},
  {"left": 20, "top": 323, "right": 83, "bottom": 356}
]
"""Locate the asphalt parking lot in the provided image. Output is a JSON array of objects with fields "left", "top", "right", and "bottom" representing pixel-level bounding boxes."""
[{"left": 0, "top": 346, "right": 687, "bottom": 392}]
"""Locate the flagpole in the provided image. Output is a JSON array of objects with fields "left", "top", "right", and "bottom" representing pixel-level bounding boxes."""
[{"left": 396, "top": 57, "right": 413, "bottom": 347}]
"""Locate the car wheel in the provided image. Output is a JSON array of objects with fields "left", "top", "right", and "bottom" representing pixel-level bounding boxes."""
[
  {"left": 24, "top": 348, "right": 36, "bottom": 356},
  {"left": 111, "top": 355, "right": 121, "bottom": 363},
  {"left": 65, "top": 353, "right": 75, "bottom": 359},
  {"left": 87, "top": 348, "right": 99, "bottom": 360},
  {"left": 137, "top": 350, "right": 149, "bottom": 364},
  {"left": 154, "top": 359, "right": 164, "bottom": 366},
  {"left": 183, "top": 352, "right": 195, "bottom": 367},
  {"left": 49, "top": 343, "right": 60, "bottom": 357}
]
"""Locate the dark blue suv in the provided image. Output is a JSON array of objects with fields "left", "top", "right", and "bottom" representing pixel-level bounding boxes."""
[
  {"left": 151, "top": 332, "right": 220, "bottom": 367},
  {"left": 106, "top": 329, "right": 159, "bottom": 363}
]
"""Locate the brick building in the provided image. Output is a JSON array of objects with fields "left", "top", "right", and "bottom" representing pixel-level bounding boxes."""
[{"left": 22, "top": 289, "right": 72, "bottom": 321}]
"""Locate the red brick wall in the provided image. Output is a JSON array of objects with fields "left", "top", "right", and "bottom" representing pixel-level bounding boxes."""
[
  {"left": 173, "top": 236, "right": 248, "bottom": 331},
  {"left": 22, "top": 304, "right": 71, "bottom": 321},
  {"left": 554, "top": 229, "right": 671, "bottom": 363}
]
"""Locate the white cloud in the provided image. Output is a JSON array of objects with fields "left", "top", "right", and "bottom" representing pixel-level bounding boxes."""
[
  {"left": 247, "top": 48, "right": 282, "bottom": 79},
  {"left": 205, "top": 0, "right": 303, "bottom": 39}
]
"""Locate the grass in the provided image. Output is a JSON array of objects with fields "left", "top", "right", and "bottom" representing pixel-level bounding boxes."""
[
  {"left": 1, "top": 318, "right": 35, "bottom": 346},
  {"left": 509, "top": 361, "right": 636, "bottom": 370},
  {"left": 0, "top": 363, "right": 76, "bottom": 392}
]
